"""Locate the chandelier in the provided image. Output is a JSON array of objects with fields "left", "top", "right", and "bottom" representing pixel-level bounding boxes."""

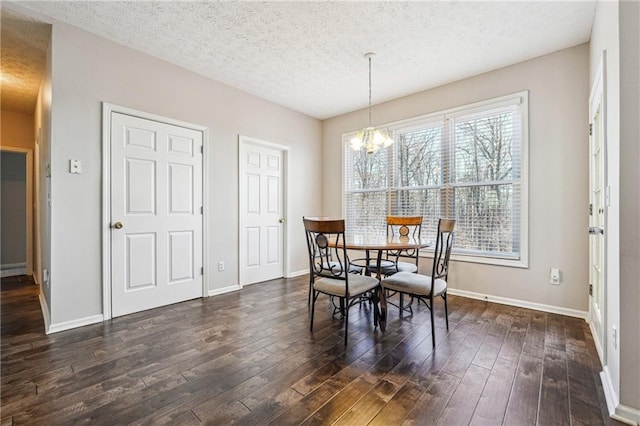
[{"left": 350, "top": 52, "right": 394, "bottom": 154}]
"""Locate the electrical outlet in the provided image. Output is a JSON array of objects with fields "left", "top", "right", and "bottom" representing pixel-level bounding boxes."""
[
  {"left": 550, "top": 268, "right": 560, "bottom": 285},
  {"left": 218, "top": 261, "right": 225, "bottom": 272}
]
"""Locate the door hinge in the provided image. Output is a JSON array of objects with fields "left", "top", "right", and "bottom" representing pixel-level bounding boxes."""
[
  {"left": 589, "top": 203, "right": 593, "bottom": 216},
  {"left": 201, "top": 267, "right": 204, "bottom": 275},
  {"left": 200, "top": 145, "right": 204, "bottom": 154},
  {"left": 200, "top": 206, "right": 203, "bottom": 214},
  {"left": 589, "top": 284, "right": 593, "bottom": 296},
  {"left": 589, "top": 123, "right": 593, "bottom": 136}
]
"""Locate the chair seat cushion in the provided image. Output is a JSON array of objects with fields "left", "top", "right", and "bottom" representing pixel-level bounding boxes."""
[
  {"left": 381, "top": 272, "right": 447, "bottom": 297},
  {"left": 314, "top": 274, "right": 379, "bottom": 298},
  {"left": 381, "top": 261, "right": 418, "bottom": 275}
]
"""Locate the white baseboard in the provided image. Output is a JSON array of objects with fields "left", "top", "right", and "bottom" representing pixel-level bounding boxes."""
[
  {"left": 286, "top": 269, "right": 308, "bottom": 278},
  {"left": 1, "top": 263, "right": 27, "bottom": 277},
  {"left": 615, "top": 405, "right": 640, "bottom": 426},
  {"left": 47, "top": 314, "right": 104, "bottom": 334},
  {"left": 588, "top": 320, "right": 605, "bottom": 365},
  {"left": 447, "top": 288, "right": 588, "bottom": 319},
  {"left": 601, "top": 366, "right": 619, "bottom": 415},
  {"left": 208, "top": 284, "right": 242, "bottom": 297},
  {"left": 38, "top": 291, "right": 51, "bottom": 334},
  {"left": 1, "top": 262, "right": 27, "bottom": 269},
  {"left": 600, "top": 368, "right": 640, "bottom": 425}
]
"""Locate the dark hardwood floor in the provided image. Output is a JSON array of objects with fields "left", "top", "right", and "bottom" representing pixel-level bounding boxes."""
[{"left": 1, "top": 274, "right": 620, "bottom": 425}]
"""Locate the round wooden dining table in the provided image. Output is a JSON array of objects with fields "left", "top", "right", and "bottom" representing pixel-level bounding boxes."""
[{"left": 335, "top": 234, "right": 431, "bottom": 331}]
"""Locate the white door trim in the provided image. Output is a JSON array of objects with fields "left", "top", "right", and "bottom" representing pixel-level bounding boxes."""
[
  {"left": 102, "top": 103, "right": 209, "bottom": 320},
  {"left": 588, "top": 51, "right": 608, "bottom": 364},
  {"left": 0, "top": 147, "right": 34, "bottom": 276},
  {"left": 238, "top": 135, "right": 289, "bottom": 287}
]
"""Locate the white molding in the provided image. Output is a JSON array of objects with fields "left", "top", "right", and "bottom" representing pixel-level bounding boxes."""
[
  {"left": 101, "top": 103, "right": 113, "bottom": 320},
  {"left": 1, "top": 262, "right": 27, "bottom": 269},
  {"left": 202, "top": 127, "right": 211, "bottom": 309},
  {"left": 286, "top": 269, "right": 309, "bottom": 278},
  {"left": 447, "top": 288, "right": 588, "bottom": 319},
  {"left": 47, "top": 314, "right": 104, "bottom": 335},
  {"left": 588, "top": 49, "right": 609, "bottom": 368},
  {"left": 601, "top": 367, "right": 619, "bottom": 415},
  {"left": 600, "top": 368, "right": 639, "bottom": 425},
  {"left": 38, "top": 291, "right": 51, "bottom": 334},
  {"left": 102, "top": 103, "right": 208, "bottom": 320},
  {"left": 208, "top": 284, "right": 242, "bottom": 297},
  {"left": 588, "top": 319, "right": 605, "bottom": 365},
  {"left": 0, "top": 265, "right": 27, "bottom": 278},
  {"left": 614, "top": 405, "right": 640, "bottom": 426}
]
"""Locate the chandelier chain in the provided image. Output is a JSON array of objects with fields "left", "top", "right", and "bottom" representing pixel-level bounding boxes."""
[
  {"left": 349, "top": 52, "right": 394, "bottom": 154},
  {"left": 368, "top": 55, "right": 372, "bottom": 127}
]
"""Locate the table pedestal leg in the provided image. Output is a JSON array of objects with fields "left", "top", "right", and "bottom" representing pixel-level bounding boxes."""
[{"left": 376, "top": 249, "right": 386, "bottom": 331}]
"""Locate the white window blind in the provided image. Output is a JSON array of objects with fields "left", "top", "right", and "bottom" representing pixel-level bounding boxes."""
[{"left": 343, "top": 92, "right": 528, "bottom": 266}]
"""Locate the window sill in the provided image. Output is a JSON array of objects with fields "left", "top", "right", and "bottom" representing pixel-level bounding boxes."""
[{"left": 419, "top": 252, "right": 529, "bottom": 269}]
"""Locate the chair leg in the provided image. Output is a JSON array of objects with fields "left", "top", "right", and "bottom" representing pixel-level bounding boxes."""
[
  {"left": 310, "top": 290, "right": 316, "bottom": 332},
  {"left": 344, "top": 301, "right": 349, "bottom": 346},
  {"left": 399, "top": 293, "right": 404, "bottom": 315},
  {"left": 308, "top": 275, "right": 313, "bottom": 306},
  {"left": 443, "top": 292, "right": 449, "bottom": 330},
  {"left": 430, "top": 295, "right": 436, "bottom": 347}
]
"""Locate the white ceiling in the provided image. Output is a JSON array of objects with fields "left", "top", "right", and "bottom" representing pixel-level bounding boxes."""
[{"left": 6, "top": 1, "right": 596, "bottom": 119}]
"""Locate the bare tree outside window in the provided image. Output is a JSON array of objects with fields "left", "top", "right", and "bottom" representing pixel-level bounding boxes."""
[
  {"left": 453, "top": 111, "right": 520, "bottom": 255},
  {"left": 345, "top": 148, "right": 388, "bottom": 233}
]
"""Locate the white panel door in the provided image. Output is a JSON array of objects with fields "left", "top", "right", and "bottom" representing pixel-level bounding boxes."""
[
  {"left": 111, "top": 112, "right": 203, "bottom": 317},
  {"left": 239, "top": 141, "right": 284, "bottom": 285}
]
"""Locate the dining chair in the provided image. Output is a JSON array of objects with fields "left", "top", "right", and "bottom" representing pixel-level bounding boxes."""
[
  {"left": 381, "top": 218, "right": 455, "bottom": 346},
  {"left": 363, "top": 215, "right": 423, "bottom": 279},
  {"left": 303, "top": 216, "right": 363, "bottom": 305},
  {"left": 303, "top": 217, "right": 380, "bottom": 346},
  {"left": 380, "top": 215, "right": 423, "bottom": 275}
]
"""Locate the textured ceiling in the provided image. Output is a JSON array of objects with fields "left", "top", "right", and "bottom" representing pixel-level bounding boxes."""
[
  {"left": 1, "top": 8, "right": 51, "bottom": 114},
  {"left": 5, "top": 1, "right": 596, "bottom": 119}
]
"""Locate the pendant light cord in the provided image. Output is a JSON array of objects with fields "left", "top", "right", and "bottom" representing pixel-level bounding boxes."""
[{"left": 368, "top": 55, "right": 372, "bottom": 127}]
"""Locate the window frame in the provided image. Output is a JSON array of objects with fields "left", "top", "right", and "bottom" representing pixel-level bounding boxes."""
[{"left": 342, "top": 91, "right": 529, "bottom": 268}]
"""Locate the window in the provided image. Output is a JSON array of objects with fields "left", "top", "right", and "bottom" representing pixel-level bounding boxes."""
[{"left": 343, "top": 92, "right": 528, "bottom": 267}]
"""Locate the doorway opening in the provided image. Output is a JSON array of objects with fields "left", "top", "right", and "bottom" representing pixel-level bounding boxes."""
[{"left": 1, "top": 149, "right": 33, "bottom": 278}]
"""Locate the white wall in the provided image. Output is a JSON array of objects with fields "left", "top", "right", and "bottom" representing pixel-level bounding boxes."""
[
  {"left": 323, "top": 44, "right": 590, "bottom": 314},
  {"left": 618, "top": 0, "right": 640, "bottom": 414},
  {"left": 46, "top": 21, "right": 322, "bottom": 325}
]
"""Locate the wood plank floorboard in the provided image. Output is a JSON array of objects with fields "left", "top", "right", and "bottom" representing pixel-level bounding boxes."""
[{"left": 1, "top": 274, "right": 622, "bottom": 425}]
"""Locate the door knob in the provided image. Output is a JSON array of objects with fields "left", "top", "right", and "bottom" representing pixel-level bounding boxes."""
[
  {"left": 113, "top": 222, "right": 124, "bottom": 229},
  {"left": 279, "top": 218, "right": 286, "bottom": 223}
]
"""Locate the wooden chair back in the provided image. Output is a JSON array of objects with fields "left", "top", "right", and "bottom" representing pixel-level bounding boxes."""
[
  {"left": 431, "top": 218, "right": 456, "bottom": 281},
  {"left": 386, "top": 215, "right": 423, "bottom": 266},
  {"left": 303, "top": 218, "right": 349, "bottom": 281}
]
